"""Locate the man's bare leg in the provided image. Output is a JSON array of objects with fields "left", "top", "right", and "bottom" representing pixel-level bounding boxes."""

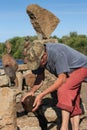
[
  {"left": 70, "top": 115, "right": 80, "bottom": 130},
  {"left": 60, "top": 110, "right": 70, "bottom": 130}
]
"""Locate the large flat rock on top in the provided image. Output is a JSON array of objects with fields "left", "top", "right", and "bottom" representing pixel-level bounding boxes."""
[{"left": 27, "top": 4, "right": 60, "bottom": 39}]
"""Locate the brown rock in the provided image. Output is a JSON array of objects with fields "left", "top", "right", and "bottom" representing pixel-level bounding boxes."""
[
  {"left": 27, "top": 4, "right": 60, "bottom": 39},
  {"left": 24, "top": 73, "right": 36, "bottom": 87},
  {"left": 2, "top": 54, "right": 18, "bottom": 72},
  {"left": 22, "top": 95, "right": 36, "bottom": 112},
  {"left": 2, "top": 54, "right": 18, "bottom": 87},
  {"left": 0, "top": 87, "right": 17, "bottom": 130},
  {"left": 33, "top": 38, "right": 58, "bottom": 44},
  {"left": 5, "top": 40, "right": 12, "bottom": 54},
  {"left": 18, "top": 64, "right": 28, "bottom": 71},
  {"left": 17, "top": 116, "right": 41, "bottom": 129},
  {"left": 16, "top": 72, "right": 23, "bottom": 90},
  {"left": 81, "top": 82, "right": 87, "bottom": 109},
  {"left": 0, "top": 75, "right": 9, "bottom": 87}
]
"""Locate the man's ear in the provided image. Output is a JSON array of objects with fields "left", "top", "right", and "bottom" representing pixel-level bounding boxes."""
[
  {"left": 43, "top": 52, "right": 48, "bottom": 59},
  {"left": 41, "top": 52, "right": 48, "bottom": 65}
]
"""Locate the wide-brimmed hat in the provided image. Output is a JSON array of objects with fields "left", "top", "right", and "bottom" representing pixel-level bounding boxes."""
[{"left": 26, "top": 42, "right": 45, "bottom": 70}]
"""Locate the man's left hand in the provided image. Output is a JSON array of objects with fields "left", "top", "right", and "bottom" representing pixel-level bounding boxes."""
[{"left": 32, "top": 94, "right": 43, "bottom": 112}]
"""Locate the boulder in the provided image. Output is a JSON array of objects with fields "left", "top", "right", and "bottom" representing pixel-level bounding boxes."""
[
  {"left": 27, "top": 4, "right": 60, "bottom": 39},
  {"left": 0, "top": 87, "right": 17, "bottom": 130}
]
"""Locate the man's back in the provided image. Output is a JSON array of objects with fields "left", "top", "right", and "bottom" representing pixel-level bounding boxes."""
[{"left": 45, "top": 43, "right": 87, "bottom": 76}]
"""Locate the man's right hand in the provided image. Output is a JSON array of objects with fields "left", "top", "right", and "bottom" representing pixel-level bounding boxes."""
[{"left": 21, "top": 91, "right": 34, "bottom": 103}]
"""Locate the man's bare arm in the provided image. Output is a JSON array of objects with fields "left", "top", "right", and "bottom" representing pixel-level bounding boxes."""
[
  {"left": 21, "top": 72, "right": 44, "bottom": 102},
  {"left": 32, "top": 73, "right": 67, "bottom": 111},
  {"left": 30, "top": 72, "right": 45, "bottom": 93}
]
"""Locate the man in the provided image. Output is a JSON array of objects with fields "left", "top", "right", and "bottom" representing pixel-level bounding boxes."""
[{"left": 21, "top": 42, "right": 87, "bottom": 130}]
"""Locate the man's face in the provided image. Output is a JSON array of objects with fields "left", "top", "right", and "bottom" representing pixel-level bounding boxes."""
[{"left": 40, "top": 52, "right": 48, "bottom": 67}]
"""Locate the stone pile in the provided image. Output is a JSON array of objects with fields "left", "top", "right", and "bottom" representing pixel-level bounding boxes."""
[
  {"left": 0, "top": 64, "right": 87, "bottom": 130},
  {"left": 0, "top": 64, "right": 60, "bottom": 130}
]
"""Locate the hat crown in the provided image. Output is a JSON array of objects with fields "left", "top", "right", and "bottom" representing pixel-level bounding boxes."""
[
  {"left": 27, "top": 42, "right": 45, "bottom": 61},
  {"left": 26, "top": 42, "right": 45, "bottom": 70}
]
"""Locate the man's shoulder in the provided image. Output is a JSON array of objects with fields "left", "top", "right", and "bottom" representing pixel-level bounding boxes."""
[{"left": 45, "top": 43, "right": 65, "bottom": 48}]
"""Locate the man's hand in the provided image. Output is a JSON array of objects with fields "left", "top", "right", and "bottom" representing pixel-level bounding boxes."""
[
  {"left": 21, "top": 91, "right": 34, "bottom": 103},
  {"left": 32, "top": 93, "right": 43, "bottom": 112}
]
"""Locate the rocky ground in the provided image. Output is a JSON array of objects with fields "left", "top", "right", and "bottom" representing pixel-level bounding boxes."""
[
  {"left": 17, "top": 92, "right": 87, "bottom": 130},
  {"left": 17, "top": 104, "right": 87, "bottom": 130},
  {"left": 0, "top": 66, "right": 87, "bottom": 130},
  {"left": 16, "top": 70, "right": 87, "bottom": 130}
]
